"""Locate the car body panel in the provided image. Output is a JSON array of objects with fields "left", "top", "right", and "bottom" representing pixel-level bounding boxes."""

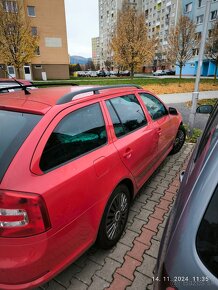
[
  {"left": 0, "top": 85, "right": 184, "bottom": 289},
  {"left": 155, "top": 101, "right": 218, "bottom": 290}
]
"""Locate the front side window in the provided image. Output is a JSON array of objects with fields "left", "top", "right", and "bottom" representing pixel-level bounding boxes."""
[
  {"left": 27, "top": 6, "right": 35, "bottom": 16},
  {"left": 40, "top": 103, "right": 107, "bottom": 171},
  {"left": 106, "top": 94, "right": 147, "bottom": 138},
  {"left": 196, "top": 186, "right": 218, "bottom": 278},
  {"left": 195, "top": 103, "right": 218, "bottom": 162},
  {"left": 139, "top": 93, "right": 168, "bottom": 120}
]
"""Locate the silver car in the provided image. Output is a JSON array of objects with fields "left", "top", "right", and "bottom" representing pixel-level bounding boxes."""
[{"left": 154, "top": 101, "right": 218, "bottom": 290}]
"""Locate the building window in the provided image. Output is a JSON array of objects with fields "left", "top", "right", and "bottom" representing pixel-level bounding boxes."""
[
  {"left": 31, "top": 27, "right": 37, "bottom": 36},
  {"left": 196, "top": 14, "right": 204, "bottom": 24},
  {"left": 3, "top": 1, "right": 18, "bottom": 12},
  {"left": 195, "top": 31, "right": 201, "bottom": 40},
  {"left": 185, "top": 2, "right": 192, "bottom": 13},
  {"left": 35, "top": 46, "right": 40, "bottom": 56},
  {"left": 34, "top": 65, "right": 42, "bottom": 69},
  {"left": 211, "top": 10, "right": 217, "bottom": 20},
  {"left": 198, "top": 0, "right": 203, "bottom": 7},
  {"left": 27, "top": 6, "right": 36, "bottom": 17}
]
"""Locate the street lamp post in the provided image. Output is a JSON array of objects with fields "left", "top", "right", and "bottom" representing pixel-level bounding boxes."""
[{"left": 189, "top": 0, "right": 212, "bottom": 134}]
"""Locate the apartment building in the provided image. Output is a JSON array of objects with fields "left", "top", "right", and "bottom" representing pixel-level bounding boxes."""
[
  {"left": 0, "top": 0, "right": 69, "bottom": 80},
  {"left": 143, "top": 0, "right": 181, "bottom": 69},
  {"left": 99, "top": 0, "right": 143, "bottom": 69},
  {"left": 92, "top": 37, "right": 100, "bottom": 69},
  {"left": 180, "top": 0, "right": 218, "bottom": 76}
]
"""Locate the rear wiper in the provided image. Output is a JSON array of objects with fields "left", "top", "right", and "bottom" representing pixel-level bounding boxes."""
[
  {"left": 0, "top": 66, "right": 31, "bottom": 95},
  {"left": 0, "top": 83, "right": 79, "bottom": 93}
]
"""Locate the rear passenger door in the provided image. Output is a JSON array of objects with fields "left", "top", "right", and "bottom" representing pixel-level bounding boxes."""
[
  {"left": 105, "top": 94, "right": 158, "bottom": 187},
  {"left": 139, "top": 93, "right": 175, "bottom": 158}
]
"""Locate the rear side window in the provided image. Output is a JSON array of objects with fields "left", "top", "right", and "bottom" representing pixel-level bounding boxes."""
[
  {"left": 0, "top": 110, "right": 42, "bottom": 181},
  {"left": 40, "top": 103, "right": 107, "bottom": 171},
  {"left": 139, "top": 93, "right": 168, "bottom": 120},
  {"left": 196, "top": 185, "right": 218, "bottom": 278},
  {"left": 106, "top": 94, "right": 147, "bottom": 137}
]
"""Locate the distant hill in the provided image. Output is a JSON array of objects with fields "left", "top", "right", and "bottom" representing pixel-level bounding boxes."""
[{"left": 70, "top": 55, "right": 92, "bottom": 65}]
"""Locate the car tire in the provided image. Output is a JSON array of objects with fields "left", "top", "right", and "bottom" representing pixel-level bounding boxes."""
[
  {"left": 170, "top": 125, "right": 186, "bottom": 155},
  {"left": 96, "top": 184, "right": 130, "bottom": 249}
]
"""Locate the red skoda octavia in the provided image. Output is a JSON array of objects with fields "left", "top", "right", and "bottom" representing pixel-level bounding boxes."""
[{"left": 0, "top": 85, "right": 185, "bottom": 289}]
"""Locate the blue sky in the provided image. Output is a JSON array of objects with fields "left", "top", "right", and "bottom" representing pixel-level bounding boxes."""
[{"left": 65, "top": 0, "right": 99, "bottom": 57}]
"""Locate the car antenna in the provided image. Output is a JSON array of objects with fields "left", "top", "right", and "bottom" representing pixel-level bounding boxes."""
[{"left": 0, "top": 65, "right": 31, "bottom": 95}]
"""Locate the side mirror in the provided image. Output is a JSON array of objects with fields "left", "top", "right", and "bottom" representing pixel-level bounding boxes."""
[
  {"left": 196, "top": 105, "right": 213, "bottom": 114},
  {"left": 169, "top": 107, "right": 178, "bottom": 115}
]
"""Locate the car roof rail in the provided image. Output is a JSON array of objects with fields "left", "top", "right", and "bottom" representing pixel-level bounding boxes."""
[
  {"left": 56, "top": 84, "right": 143, "bottom": 105},
  {"left": 0, "top": 82, "right": 78, "bottom": 94}
]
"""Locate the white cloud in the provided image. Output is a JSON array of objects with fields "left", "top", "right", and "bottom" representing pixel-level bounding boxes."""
[{"left": 65, "top": 0, "right": 99, "bottom": 57}]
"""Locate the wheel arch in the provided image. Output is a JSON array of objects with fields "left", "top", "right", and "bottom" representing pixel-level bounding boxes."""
[{"left": 117, "top": 178, "right": 135, "bottom": 202}]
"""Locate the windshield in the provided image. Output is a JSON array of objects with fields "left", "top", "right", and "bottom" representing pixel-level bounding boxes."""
[{"left": 0, "top": 110, "right": 42, "bottom": 181}]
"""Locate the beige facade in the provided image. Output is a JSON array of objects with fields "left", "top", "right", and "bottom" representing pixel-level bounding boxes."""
[
  {"left": 92, "top": 37, "right": 100, "bottom": 68},
  {"left": 0, "top": 0, "right": 69, "bottom": 80}
]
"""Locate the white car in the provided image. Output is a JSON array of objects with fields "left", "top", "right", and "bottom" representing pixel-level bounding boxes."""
[{"left": 152, "top": 70, "right": 165, "bottom": 76}]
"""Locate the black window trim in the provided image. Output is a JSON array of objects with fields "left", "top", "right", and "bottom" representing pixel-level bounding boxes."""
[
  {"left": 106, "top": 94, "right": 148, "bottom": 139},
  {"left": 40, "top": 102, "right": 108, "bottom": 173}
]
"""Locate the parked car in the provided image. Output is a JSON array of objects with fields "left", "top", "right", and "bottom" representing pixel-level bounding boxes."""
[
  {"left": 109, "top": 70, "right": 118, "bottom": 76},
  {"left": 0, "top": 84, "right": 185, "bottom": 289},
  {"left": 97, "top": 69, "right": 107, "bottom": 77},
  {"left": 77, "top": 71, "right": 86, "bottom": 77},
  {"left": 88, "top": 70, "right": 97, "bottom": 77},
  {"left": 120, "top": 70, "right": 130, "bottom": 77},
  {"left": 152, "top": 70, "right": 166, "bottom": 76},
  {"left": 0, "top": 78, "right": 33, "bottom": 93},
  {"left": 164, "top": 69, "right": 176, "bottom": 75},
  {"left": 154, "top": 101, "right": 218, "bottom": 290}
]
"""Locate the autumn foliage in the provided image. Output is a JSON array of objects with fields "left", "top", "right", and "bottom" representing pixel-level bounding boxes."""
[
  {"left": 0, "top": 1, "right": 39, "bottom": 78},
  {"left": 111, "top": 5, "right": 154, "bottom": 77}
]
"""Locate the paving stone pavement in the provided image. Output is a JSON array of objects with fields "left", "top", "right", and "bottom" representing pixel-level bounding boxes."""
[{"left": 36, "top": 143, "right": 194, "bottom": 290}]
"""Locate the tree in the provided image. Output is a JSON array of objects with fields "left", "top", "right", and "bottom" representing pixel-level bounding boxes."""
[
  {"left": 104, "top": 59, "right": 112, "bottom": 71},
  {"left": 0, "top": 1, "right": 39, "bottom": 78},
  {"left": 205, "top": 18, "right": 218, "bottom": 81},
  {"left": 111, "top": 5, "right": 154, "bottom": 78},
  {"left": 85, "top": 60, "right": 95, "bottom": 71},
  {"left": 69, "top": 64, "right": 82, "bottom": 75},
  {"left": 167, "top": 15, "right": 198, "bottom": 80}
]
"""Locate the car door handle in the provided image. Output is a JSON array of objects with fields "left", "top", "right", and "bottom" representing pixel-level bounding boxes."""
[{"left": 123, "top": 148, "right": 133, "bottom": 159}]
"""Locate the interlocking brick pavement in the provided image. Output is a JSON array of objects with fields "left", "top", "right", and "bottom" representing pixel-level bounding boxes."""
[{"left": 36, "top": 143, "right": 194, "bottom": 290}]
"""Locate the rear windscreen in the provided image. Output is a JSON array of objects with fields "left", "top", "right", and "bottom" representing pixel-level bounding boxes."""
[{"left": 0, "top": 110, "right": 42, "bottom": 181}]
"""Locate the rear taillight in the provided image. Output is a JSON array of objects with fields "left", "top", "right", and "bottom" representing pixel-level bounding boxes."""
[{"left": 0, "top": 190, "right": 51, "bottom": 238}]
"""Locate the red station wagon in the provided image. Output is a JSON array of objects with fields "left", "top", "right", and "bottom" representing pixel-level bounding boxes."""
[{"left": 0, "top": 84, "right": 185, "bottom": 289}]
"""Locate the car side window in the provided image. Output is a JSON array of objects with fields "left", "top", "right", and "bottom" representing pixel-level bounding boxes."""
[
  {"left": 196, "top": 185, "right": 218, "bottom": 279},
  {"left": 40, "top": 103, "right": 107, "bottom": 171},
  {"left": 106, "top": 94, "right": 147, "bottom": 137},
  {"left": 195, "top": 103, "right": 218, "bottom": 162},
  {"left": 139, "top": 93, "right": 168, "bottom": 120}
]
